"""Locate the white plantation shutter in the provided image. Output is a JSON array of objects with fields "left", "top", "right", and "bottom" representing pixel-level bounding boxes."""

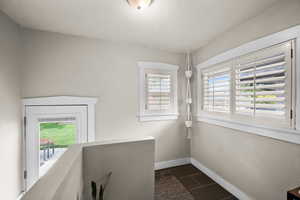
[
  {"left": 146, "top": 73, "right": 171, "bottom": 111},
  {"left": 202, "top": 64, "right": 231, "bottom": 113},
  {"left": 235, "top": 41, "right": 292, "bottom": 123},
  {"left": 138, "top": 62, "right": 178, "bottom": 121},
  {"left": 200, "top": 40, "right": 294, "bottom": 128}
]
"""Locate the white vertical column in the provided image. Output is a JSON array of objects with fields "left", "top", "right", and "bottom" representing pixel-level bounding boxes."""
[{"left": 185, "top": 53, "right": 193, "bottom": 139}]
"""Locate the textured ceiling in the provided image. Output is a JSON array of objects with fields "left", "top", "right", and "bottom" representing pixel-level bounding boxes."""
[{"left": 0, "top": 0, "right": 280, "bottom": 52}]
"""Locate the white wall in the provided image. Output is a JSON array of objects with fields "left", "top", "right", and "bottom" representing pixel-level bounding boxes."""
[
  {"left": 0, "top": 11, "right": 22, "bottom": 200},
  {"left": 192, "top": 0, "right": 300, "bottom": 199},
  {"left": 20, "top": 29, "right": 190, "bottom": 163},
  {"left": 83, "top": 138, "right": 155, "bottom": 200}
]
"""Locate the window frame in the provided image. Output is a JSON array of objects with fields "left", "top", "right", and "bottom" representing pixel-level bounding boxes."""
[
  {"left": 138, "top": 62, "right": 179, "bottom": 121},
  {"left": 201, "top": 60, "right": 233, "bottom": 115},
  {"left": 200, "top": 41, "right": 294, "bottom": 129},
  {"left": 196, "top": 25, "right": 300, "bottom": 145}
]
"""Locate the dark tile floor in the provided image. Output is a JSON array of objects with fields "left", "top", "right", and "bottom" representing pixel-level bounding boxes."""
[{"left": 155, "top": 164, "right": 238, "bottom": 200}]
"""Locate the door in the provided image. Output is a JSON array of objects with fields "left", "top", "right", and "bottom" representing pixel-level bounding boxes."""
[{"left": 25, "top": 105, "right": 88, "bottom": 190}]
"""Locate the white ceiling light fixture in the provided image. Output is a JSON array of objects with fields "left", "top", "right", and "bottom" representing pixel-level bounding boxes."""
[{"left": 127, "top": 0, "right": 154, "bottom": 10}]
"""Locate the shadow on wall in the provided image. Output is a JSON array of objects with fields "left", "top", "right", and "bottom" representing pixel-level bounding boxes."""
[{"left": 90, "top": 172, "right": 112, "bottom": 200}]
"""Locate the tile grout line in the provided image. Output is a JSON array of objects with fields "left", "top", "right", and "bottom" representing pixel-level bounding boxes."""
[
  {"left": 155, "top": 164, "right": 239, "bottom": 200},
  {"left": 189, "top": 182, "right": 218, "bottom": 191}
]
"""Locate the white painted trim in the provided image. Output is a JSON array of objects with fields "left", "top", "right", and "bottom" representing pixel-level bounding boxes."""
[
  {"left": 22, "top": 96, "right": 97, "bottom": 143},
  {"left": 196, "top": 25, "right": 300, "bottom": 142},
  {"left": 138, "top": 62, "right": 179, "bottom": 122},
  {"left": 155, "top": 157, "right": 253, "bottom": 199},
  {"left": 87, "top": 104, "right": 96, "bottom": 142},
  {"left": 22, "top": 96, "right": 97, "bottom": 105},
  {"left": 22, "top": 96, "right": 97, "bottom": 191},
  {"left": 25, "top": 106, "right": 88, "bottom": 190},
  {"left": 191, "top": 158, "right": 253, "bottom": 200},
  {"left": 196, "top": 116, "right": 300, "bottom": 145},
  {"left": 155, "top": 158, "right": 191, "bottom": 170},
  {"left": 196, "top": 25, "right": 300, "bottom": 70}
]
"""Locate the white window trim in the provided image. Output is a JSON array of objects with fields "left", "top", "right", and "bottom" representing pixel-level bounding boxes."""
[
  {"left": 21, "top": 96, "right": 97, "bottom": 192},
  {"left": 196, "top": 25, "right": 300, "bottom": 145},
  {"left": 22, "top": 96, "right": 97, "bottom": 142},
  {"left": 138, "top": 62, "right": 179, "bottom": 121}
]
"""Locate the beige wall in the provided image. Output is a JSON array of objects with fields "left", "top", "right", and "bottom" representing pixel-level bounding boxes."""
[
  {"left": 192, "top": 0, "right": 300, "bottom": 199},
  {"left": 22, "top": 138, "right": 154, "bottom": 200},
  {"left": 83, "top": 138, "right": 155, "bottom": 200},
  {"left": 20, "top": 29, "right": 190, "bottom": 162},
  {"left": 22, "top": 144, "right": 83, "bottom": 200},
  {"left": 0, "top": 11, "right": 22, "bottom": 200},
  {"left": 193, "top": 0, "right": 300, "bottom": 64},
  {"left": 52, "top": 154, "right": 83, "bottom": 200}
]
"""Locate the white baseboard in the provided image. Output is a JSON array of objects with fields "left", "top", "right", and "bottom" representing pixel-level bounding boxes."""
[
  {"left": 154, "top": 157, "right": 253, "bottom": 199},
  {"left": 191, "top": 158, "right": 253, "bottom": 200},
  {"left": 16, "top": 192, "right": 25, "bottom": 200},
  {"left": 155, "top": 157, "right": 191, "bottom": 170}
]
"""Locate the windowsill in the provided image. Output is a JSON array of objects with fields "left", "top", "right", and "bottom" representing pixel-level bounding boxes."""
[
  {"left": 138, "top": 113, "right": 179, "bottom": 122},
  {"left": 196, "top": 115, "right": 300, "bottom": 145}
]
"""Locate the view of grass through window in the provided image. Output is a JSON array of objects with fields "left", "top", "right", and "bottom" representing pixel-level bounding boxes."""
[{"left": 40, "top": 122, "right": 76, "bottom": 149}]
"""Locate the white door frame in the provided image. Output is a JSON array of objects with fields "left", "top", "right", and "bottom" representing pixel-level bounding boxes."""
[
  {"left": 21, "top": 96, "right": 97, "bottom": 191},
  {"left": 26, "top": 105, "right": 88, "bottom": 189}
]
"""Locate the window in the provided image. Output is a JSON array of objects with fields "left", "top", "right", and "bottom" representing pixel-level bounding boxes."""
[
  {"left": 146, "top": 73, "right": 171, "bottom": 111},
  {"left": 199, "top": 40, "right": 294, "bottom": 129},
  {"left": 235, "top": 42, "right": 293, "bottom": 126},
  {"left": 202, "top": 63, "right": 231, "bottom": 113},
  {"left": 138, "top": 62, "right": 179, "bottom": 121}
]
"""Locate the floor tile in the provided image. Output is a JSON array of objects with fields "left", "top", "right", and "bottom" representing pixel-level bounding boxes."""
[
  {"left": 191, "top": 184, "right": 232, "bottom": 200},
  {"left": 178, "top": 176, "right": 201, "bottom": 190},
  {"left": 193, "top": 173, "right": 215, "bottom": 187},
  {"left": 155, "top": 164, "right": 239, "bottom": 200},
  {"left": 155, "top": 173, "right": 194, "bottom": 200},
  {"left": 222, "top": 195, "right": 239, "bottom": 200},
  {"left": 170, "top": 164, "right": 201, "bottom": 178}
]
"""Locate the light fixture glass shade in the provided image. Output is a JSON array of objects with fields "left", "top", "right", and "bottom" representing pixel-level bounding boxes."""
[{"left": 127, "top": 0, "right": 153, "bottom": 10}]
